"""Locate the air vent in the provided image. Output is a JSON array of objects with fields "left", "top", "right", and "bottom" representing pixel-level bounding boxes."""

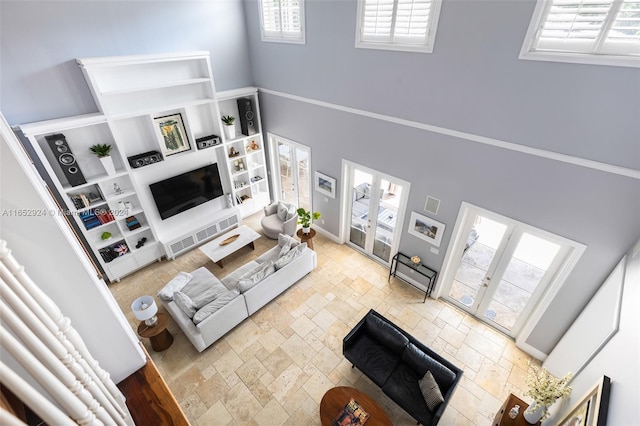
[{"left": 424, "top": 196, "right": 440, "bottom": 215}]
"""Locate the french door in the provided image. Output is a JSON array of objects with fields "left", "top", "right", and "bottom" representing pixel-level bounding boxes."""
[
  {"left": 268, "top": 134, "right": 311, "bottom": 210},
  {"left": 344, "top": 162, "right": 409, "bottom": 264},
  {"left": 444, "top": 207, "right": 571, "bottom": 336}
]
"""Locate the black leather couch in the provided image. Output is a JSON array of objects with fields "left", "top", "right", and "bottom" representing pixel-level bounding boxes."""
[{"left": 343, "top": 309, "right": 463, "bottom": 425}]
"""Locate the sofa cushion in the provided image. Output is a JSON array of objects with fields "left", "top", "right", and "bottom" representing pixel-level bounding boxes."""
[
  {"left": 157, "top": 271, "right": 192, "bottom": 301},
  {"left": 221, "top": 261, "right": 261, "bottom": 290},
  {"left": 365, "top": 314, "right": 409, "bottom": 353},
  {"left": 275, "top": 243, "right": 307, "bottom": 270},
  {"left": 255, "top": 246, "right": 280, "bottom": 264},
  {"left": 279, "top": 237, "right": 293, "bottom": 257},
  {"left": 238, "top": 261, "right": 276, "bottom": 293},
  {"left": 343, "top": 332, "right": 401, "bottom": 387},
  {"left": 418, "top": 371, "right": 444, "bottom": 412},
  {"left": 278, "top": 233, "right": 300, "bottom": 248},
  {"left": 382, "top": 362, "right": 433, "bottom": 425},
  {"left": 173, "top": 291, "right": 198, "bottom": 318},
  {"left": 402, "top": 343, "right": 457, "bottom": 391},
  {"left": 193, "top": 289, "right": 240, "bottom": 324}
]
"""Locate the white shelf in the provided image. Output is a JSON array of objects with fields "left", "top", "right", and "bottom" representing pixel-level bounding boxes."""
[{"left": 101, "top": 78, "right": 211, "bottom": 96}]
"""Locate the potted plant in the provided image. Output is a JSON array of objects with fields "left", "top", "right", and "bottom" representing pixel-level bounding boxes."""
[
  {"left": 89, "top": 143, "right": 116, "bottom": 176},
  {"left": 297, "top": 208, "right": 321, "bottom": 234},
  {"left": 101, "top": 231, "right": 112, "bottom": 241},
  {"left": 221, "top": 115, "right": 235, "bottom": 140},
  {"left": 523, "top": 361, "right": 572, "bottom": 423}
]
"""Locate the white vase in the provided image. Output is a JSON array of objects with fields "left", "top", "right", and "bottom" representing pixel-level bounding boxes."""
[
  {"left": 302, "top": 226, "right": 310, "bottom": 234},
  {"left": 99, "top": 156, "right": 116, "bottom": 176},
  {"left": 224, "top": 124, "right": 235, "bottom": 140},
  {"left": 523, "top": 401, "right": 546, "bottom": 424}
]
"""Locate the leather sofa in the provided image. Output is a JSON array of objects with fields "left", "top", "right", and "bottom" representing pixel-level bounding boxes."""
[{"left": 343, "top": 309, "right": 463, "bottom": 425}]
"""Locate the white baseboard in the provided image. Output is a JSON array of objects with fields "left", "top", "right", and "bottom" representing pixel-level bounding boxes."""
[
  {"left": 516, "top": 340, "right": 548, "bottom": 362},
  {"left": 310, "top": 225, "right": 340, "bottom": 243}
]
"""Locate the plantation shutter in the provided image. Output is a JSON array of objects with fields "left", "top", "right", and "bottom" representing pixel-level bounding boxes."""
[
  {"left": 361, "top": 0, "right": 433, "bottom": 45},
  {"left": 261, "top": 0, "right": 303, "bottom": 40},
  {"left": 533, "top": 0, "right": 640, "bottom": 55}
]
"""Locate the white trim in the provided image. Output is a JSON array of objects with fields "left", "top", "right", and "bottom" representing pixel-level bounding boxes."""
[
  {"left": 311, "top": 224, "right": 340, "bottom": 243},
  {"left": 516, "top": 340, "right": 548, "bottom": 361},
  {"left": 258, "top": 87, "right": 640, "bottom": 180}
]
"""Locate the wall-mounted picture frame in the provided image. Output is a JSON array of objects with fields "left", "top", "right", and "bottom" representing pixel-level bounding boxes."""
[
  {"left": 557, "top": 376, "right": 610, "bottom": 426},
  {"left": 315, "top": 171, "right": 336, "bottom": 198},
  {"left": 154, "top": 113, "right": 190, "bottom": 156},
  {"left": 408, "top": 211, "right": 446, "bottom": 247}
]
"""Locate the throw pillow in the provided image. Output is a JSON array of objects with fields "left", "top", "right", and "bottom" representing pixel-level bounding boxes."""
[
  {"left": 285, "top": 204, "right": 297, "bottom": 221},
  {"left": 279, "top": 238, "right": 293, "bottom": 257},
  {"left": 237, "top": 261, "right": 276, "bottom": 293},
  {"left": 277, "top": 202, "right": 289, "bottom": 221},
  {"left": 419, "top": 371, "right": 444, "bottom": 412},
  {"left": 157, "top": 271, "right": 192, "bottom": 301},
  {"left": 193, "top": 289, "right": 240, "bottom": 324},
  {"left": 278, "top": 233, "right": 300, "bottom": 248},
  {"left": 173, "top": 291, "right": 197, "bottom": 318},
  {"left": 275, "top": 242, "right": 307, "bottom": 270}
]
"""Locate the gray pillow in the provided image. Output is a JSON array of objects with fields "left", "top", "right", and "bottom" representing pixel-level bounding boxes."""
[
  {"left": 173, "top": 291, "right": 197, "bottom": 318},
  {"left": 285, "top": 204, "right": 297, "bottom": 221},
  {"left": 279, "top": 238, "right": 293, "bottom": 257},
  {"left": 193, "top": 289, "right": 240, "bottom": 324},
  {"left": 277, "top": 202, "right": 289, "bottom": 221},
  {"left": 419, "top": 371, "right": 444, "bottom": 412},
  {"left": 237, "top": 261, "right": 276, "bottom": 293},
  {"left": 275, "top": 242, "right": 307, "bottom": 270},
  {"left": 157, "top": 271, "right": 192, "bottom": 301},
  {"left": 278, "top": 233, "right": 299, "bottom": 248}
]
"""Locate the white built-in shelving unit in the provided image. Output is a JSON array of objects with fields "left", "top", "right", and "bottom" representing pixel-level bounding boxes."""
[{"left": 18, "top": 52, "right": 270, "bottom": 281}]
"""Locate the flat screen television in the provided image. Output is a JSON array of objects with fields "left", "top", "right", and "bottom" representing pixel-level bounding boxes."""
[{"left": 150, "top": 163, "right": 224, "bottom": 220}]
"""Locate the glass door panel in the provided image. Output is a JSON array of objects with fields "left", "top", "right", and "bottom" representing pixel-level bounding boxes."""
[
  {"left": 278, "top": 141, "right": 293, "bottom": 202},
  {"left": 373, "top": 179, "right": 401, "bottom": 262},
  {"left": 271, "top": 136, "right": 311, "bottom": 210},
  {"left": 482, "top": 233, "right": 561, "bottom": 330},
  {"left": 349, "top": 170, "right": 373, "bottom": 250},
  {"left": 295, "top": 146, "right": 310, "bottom": 211},
  {"left": 449, "top": 216, "right": 508, "bottom": 309}
]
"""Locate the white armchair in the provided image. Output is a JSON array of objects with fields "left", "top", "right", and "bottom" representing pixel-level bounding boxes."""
[{"left": 261, "top": 202, "right": 298, "bottom": 239}]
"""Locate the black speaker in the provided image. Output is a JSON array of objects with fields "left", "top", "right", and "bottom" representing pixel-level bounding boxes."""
[
  {"left": 127, "top": 151, "right": 163, "bottom": 169},
  {"left": 237, "top": 97, "right": 257, "bottom": 136},
  {"left": 44, "top": 134, "right": 87, "bottom": 187}
]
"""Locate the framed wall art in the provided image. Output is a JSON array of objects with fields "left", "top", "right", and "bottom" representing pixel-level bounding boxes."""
[
  {"left": 557, "top": 376, "right": 611, "bottom": 426},
  {"left": 408, "top": 211, "right": 446, "bottom": 247},
  {"left": 315, "top": 171, "right": 336, "bottom": 198},
  {"left": 155, "top": 113, "right": 190, "bottom": 156}
]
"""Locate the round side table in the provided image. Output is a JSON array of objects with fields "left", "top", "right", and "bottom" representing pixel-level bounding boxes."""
[
  {"left": 137, "top": 312, "right": 173, "bottom": 352},
  {"left": 296, "top": 228, "right": 316, "bottom": 250}
]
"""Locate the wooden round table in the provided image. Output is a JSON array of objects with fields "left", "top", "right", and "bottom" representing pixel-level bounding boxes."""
[
  {"left": 296, "top": 228, "right": 316, "bottom": 250},
  {"left": 320, "top": 386, "right": 392, "bottom": 426},
  {"left": 137, "top": 312, "right": 173, "bottom": 352}
]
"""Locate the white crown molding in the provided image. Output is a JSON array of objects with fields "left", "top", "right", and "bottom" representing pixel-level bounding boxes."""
[{"left": 258, "top": 88, "right": 640, "bottom": 181}]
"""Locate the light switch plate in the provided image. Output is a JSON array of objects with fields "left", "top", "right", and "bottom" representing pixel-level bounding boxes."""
[{"left": 430, "top": 247, "right": 439, "bottom": 255}]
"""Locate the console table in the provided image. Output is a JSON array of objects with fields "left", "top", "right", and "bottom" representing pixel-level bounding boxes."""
[{"left": 388, "top": 252, "right": 437, "bottom": 302}]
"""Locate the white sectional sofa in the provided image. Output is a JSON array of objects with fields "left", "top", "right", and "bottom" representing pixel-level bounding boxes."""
[{"left": 159, "top": 234, "right": 317, "bottom": 352}]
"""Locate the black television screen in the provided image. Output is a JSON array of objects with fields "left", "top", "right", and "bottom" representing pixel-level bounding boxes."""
[{"left": 150, "top": 163, "right": 224, "bottom": 220}]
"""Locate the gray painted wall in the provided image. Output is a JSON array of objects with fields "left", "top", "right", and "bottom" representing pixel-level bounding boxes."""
[
  {"left": 1, "top": 0, "right": 253, "bottom": 124},
  {"left": 244, "top": 0, "right": 639, "bottom": 170},
  {"left": 258, "top": 92, "right": 640, "bottom": 353}
]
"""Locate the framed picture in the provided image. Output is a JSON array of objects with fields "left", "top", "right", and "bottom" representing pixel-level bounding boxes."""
[
  {"left": 408, "top": 211, "right": 446, "bottom": 247},
  {"left": 154, "top": 113, "right": 191, "bottom": 156},
  {"left": 558, "top": 376, "right": 611, "bottom": 426},
  {"left": 315, "top": 171, "right": 336, "bottom": 198}
]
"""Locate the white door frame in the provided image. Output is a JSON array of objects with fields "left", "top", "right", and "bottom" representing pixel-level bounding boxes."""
[
  {"left": 436, "top": 202, "right": 586, "bottom": 355},
  {"left": 339, "top": 159, "right": 411, "bottom": 265},
  {"left": 267, "top": 133, "right": 312, "bottom": 207}
]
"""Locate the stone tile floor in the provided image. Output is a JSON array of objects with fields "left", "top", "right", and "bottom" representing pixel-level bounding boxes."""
[{"left": 109, "top": 212, "right": 538, "bottom": 425}]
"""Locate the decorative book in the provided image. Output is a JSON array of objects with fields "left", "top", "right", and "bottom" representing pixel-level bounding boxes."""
[{"left": 332, "top": 398, "right": 369, "bottom": 426}]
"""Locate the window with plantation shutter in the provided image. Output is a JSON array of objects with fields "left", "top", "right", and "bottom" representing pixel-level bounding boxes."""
[
  {"left": 259, "top": 0, "right": 305, "bottom": 43},
  {"left": 520, "top": 0, "right": 640, "bottom": 67},
  {"left": 356, "top": 0, "right": 442, "bottom": 52}
]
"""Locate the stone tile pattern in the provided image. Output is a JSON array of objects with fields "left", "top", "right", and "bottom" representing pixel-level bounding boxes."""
[{"left": 110, "top": 213, "right": 537, "bottom": 425}]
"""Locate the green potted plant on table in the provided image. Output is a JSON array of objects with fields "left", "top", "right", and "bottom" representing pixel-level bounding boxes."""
[
  {"left": 523, "top": 361, "right": 572, "bottom": 423},
  {"left": 89, "top": 143, "right": 115, "bottom": 176},
  {"left": 221, "top": 115, "right": 235, "bottom": 140},
  {"left": 297, "top": 208, "right": 321, "bottom": 234}
]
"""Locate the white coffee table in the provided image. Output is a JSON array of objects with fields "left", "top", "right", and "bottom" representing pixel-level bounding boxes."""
[{"left": 199, "top": 225, "right": 260, "bottom": 268}]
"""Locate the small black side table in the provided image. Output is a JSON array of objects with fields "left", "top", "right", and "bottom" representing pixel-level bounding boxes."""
[{"left": 388, "top": 252, "right": 437, "bottom": 302}]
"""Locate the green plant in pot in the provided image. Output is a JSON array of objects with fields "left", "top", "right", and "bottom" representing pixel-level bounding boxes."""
[
  {"left": 89, "top": 143, "right": 116, "bottom": 176},
  {"left": 297, "top": 208, "right": 321, "bottom": 234},
  {"left": 221, "top": 115, "right": 236, "bottom": 140}
]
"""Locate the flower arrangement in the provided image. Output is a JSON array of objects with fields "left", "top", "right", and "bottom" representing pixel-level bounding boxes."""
[
  {"left": 524, "top": 360, "right": 572, "bottom": 421},
  {"left": 411, "top": 256, "right": 421, "bottom": 265}
]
